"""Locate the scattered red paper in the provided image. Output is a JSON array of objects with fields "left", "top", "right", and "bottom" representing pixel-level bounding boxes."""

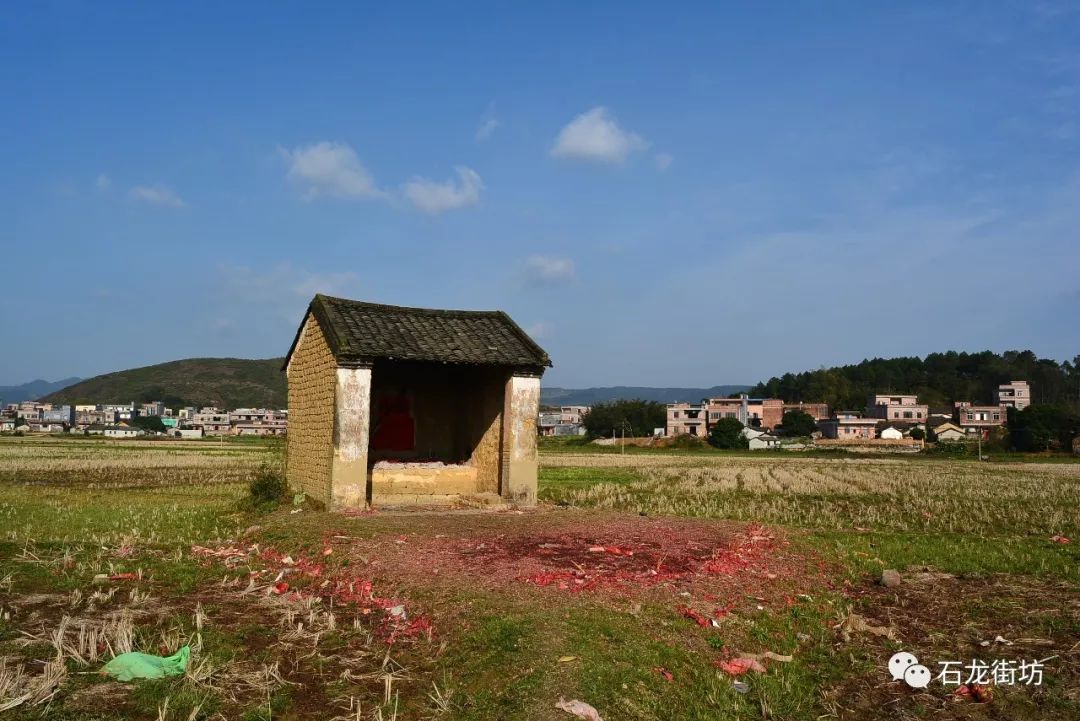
[
  {"left": 272, "top": 582, "right": 289, "bottom": 594},
  {"left": 679, "top": 606, "right": 710, "bottom": 627},
  {"left": 715, "top": 657, "right": 766, "bottom": 675},
  {"left": 653, "top": 666, "right": 674, "bottom": 682},
  {"left": 955, "top": 684, "right": 993, "bottom": 703},
  {"left": 108, "top": 573, "right": 137, "bottom": 581},
  {"left": 1050, "top": 535, "right": 1070, "bottom": 544}
]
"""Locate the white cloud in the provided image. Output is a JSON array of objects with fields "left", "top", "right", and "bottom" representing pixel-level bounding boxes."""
[
  {"left": 402, "top": 166, "right": 483, "bottom": 214},
  {"left": 95, "top": 174, "right": 111, "bottom": 191},
  {"left": 525, "top": 321, "right": 553, "bottom": 340},
  {"left": 654, "top": 153, "right": 673, "bottom": 171},
  {"left": 476, "top": 117, "right": 500, "bottom": 141},
  {"left": 128, "top": 184, "right": 185, "bottom": 207},
  {"left": 550, "top": 106, "right": 648, "bottom": 164},
  {"left": 281, "top": 141, "right": 384, "bottom": 200},
  {"left": 523, "top": 255, "right": 575, "bottom": 285}
]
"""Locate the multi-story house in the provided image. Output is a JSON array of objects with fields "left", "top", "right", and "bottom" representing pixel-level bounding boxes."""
[
  {"left": 866, "top": 394, "right": 928, "bottom": 423},
  {"left": 994, "top": 381, "right": 1030, "bottom": 411},
  {"left": 227, "top": 408, "right": 287, "bottom": 435},
  {"left": 102, "top": 403, "right": 138, "bottom": 421},
  {"left": 538, "top": 411, "right": 562, "bottom": 436},
  {"left": 782, "top": 402, "right": 830, "bottom": 421},
  {"left": 666, "top": 402, "right": 707, "bottom": 437},
  {"left": 16, "top": 402, "right": 44, "bottom": 420},
  {"left": 704, "top": 395, "right": 784, "bottom": 429},
  {"left": 42, "top": 405, "right": 75, "bottom": 424},
  {"left": 953, "top": 401, "right": 1006, "bottom": 436},
  {"left": 559, "top": 406, "right": 589, "bottom": 425},
  {"left": 192, "top": 408, "right": 231, "bottom": 435},
  {"left": 76, "top": 409, "right": 118, "bottom": 426},
  {"left": 818, "top": 413, "right": 879, "bottom": 440},
  {"left": 140, "top": 401, "right": 166, "bottom": 416}
]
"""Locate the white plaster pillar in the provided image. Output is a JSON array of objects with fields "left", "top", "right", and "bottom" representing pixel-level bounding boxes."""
[
  {"left": 501, "top": 374, "right": 540, "bottom": 506},
  {"left": 331, "top": 366, "right": 371, "bottom": 509}
]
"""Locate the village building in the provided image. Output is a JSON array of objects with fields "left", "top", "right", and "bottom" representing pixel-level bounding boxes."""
[
  {"left": 931, "top": 422, "right": 966, "bottom": 442},
  {"left": 104, "top": 425, "right": 143, "bottom": 438},
  {"left": 953, "top": 401, "right": 1006, "bottom": 436},
  {"left": 818, "top": 413, "right": 879, "bottom": 440},
  {"left": 559, "top": 405, "right": 589, "bottom": 425},
  {"left": 284, "top": 295, "right": 551, "bottom": 510},
  {"left": 866, "top": 393, "right": 928, "bottom": 422},
  {"left": 994, "top": 380, "right": 1030, "bottom": 410},
  {"left": 666, "top": 401, "right": 707, "bottom": 436},
  {"left": 782, "top": 402, "right": 830, "bottom": 421},
  {"left": 538, "top": 411, "right": 562, "bottom": 436}
]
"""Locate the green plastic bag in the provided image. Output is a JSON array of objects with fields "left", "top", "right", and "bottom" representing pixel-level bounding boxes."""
[{"left": 103, "top": 646, "right": 190, "bottom": 681}]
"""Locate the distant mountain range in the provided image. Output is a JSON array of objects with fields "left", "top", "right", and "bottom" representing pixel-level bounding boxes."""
[
  {"left": 0, "top": 378, "right": 82, "bottom": 404},
  {"left": 541, "top": 385, "right": 750, "bottom": 406}
]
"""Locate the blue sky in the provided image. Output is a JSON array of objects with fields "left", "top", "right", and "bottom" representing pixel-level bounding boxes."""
[{"left": 2, "top": 1, "right": 1078, "bottom": 388}]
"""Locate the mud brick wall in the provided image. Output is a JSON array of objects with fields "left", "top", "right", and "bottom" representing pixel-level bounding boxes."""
[{"left": 286, "top": 313, "right": 337, "bottom": 506}]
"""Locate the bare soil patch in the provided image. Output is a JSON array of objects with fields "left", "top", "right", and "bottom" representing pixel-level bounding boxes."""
[{"left": 828, "top": 572, "right": 1080, "bottom": 720}]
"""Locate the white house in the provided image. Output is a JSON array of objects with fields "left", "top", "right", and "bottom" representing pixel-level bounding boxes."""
[
  {"left": 880, "top": 427, "right": 903, "bottom": 440},
  {"left": 104, "top": 426, "right": 143, "bottom": 439},
  {"left": 748, "top": 433, "right": 781, "bottom": 450},
  {"left": 741, "top": 427, "right": 767, "bottom": 440}
]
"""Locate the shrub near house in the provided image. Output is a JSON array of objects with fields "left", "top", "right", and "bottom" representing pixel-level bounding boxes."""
[{"left": 708, "top": 417, "right": 748, "bottom": 449}]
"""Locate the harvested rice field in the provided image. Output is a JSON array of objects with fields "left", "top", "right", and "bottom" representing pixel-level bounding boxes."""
[{"left": 0, "top": 436, "right": 1077, "bottom": 720}]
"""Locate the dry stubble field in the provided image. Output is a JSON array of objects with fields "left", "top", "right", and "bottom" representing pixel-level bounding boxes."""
[{"left": 0, "top": 436, "right": 1077, "bottom": 720}]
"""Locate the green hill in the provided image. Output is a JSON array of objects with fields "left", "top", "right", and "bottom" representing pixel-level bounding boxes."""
[{"left": 43, "top": 358, "right": 286, "bottom": 409}]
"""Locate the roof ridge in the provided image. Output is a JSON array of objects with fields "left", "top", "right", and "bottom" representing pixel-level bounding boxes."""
[{"left": 316, "top": 293, "right": 507, "bottom": 318}]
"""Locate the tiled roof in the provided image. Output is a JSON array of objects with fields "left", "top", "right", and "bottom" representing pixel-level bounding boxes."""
[{"left": 286, "top": 295, "right": 551, "bottom": 371}]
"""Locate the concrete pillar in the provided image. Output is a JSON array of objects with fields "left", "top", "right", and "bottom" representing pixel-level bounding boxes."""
[
  {"left": 331, "top": 366, "right": 371, "bottom": 509},
  {"left": 501, "top": 374, "right": 540, "bottom": 506}
]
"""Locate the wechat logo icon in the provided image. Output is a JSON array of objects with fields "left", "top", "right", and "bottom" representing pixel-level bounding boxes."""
[{"left": 889, "top": 652, "right": 931, "bottom": 688}]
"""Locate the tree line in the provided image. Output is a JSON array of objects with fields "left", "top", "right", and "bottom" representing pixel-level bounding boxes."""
[{"left": 748, "top": 350, "right": 1080, "bottom": 411}]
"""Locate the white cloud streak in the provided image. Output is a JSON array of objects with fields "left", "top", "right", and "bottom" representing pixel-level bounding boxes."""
[
  {"left": 551, "top": 107, "right": 648, "bottom": 164},
  {"left": 281, "top": 141, "right": 385, "bottom": 200},
  {"left": 476, "top": 117, "right": 500, "bottom": 141},
  {"left": 128, "top": 184, "right": 184, "bottom": 207},
  {"left": 402, "top": 166, "right": 483, "bottom": 214},
  {"left": 523, "top": 255, "right": 575, "bottom": 285}
]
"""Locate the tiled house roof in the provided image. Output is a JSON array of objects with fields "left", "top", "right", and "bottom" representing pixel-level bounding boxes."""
[{"left": 285, "top": 295, "right": 551, "bottom": 371}]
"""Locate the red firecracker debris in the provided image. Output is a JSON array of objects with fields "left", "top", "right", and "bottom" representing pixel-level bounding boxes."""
[
  {"left": 1050, "top": 534, "right": 1070, "bottom": 544},
  {"left": 715, "top": 657, "right": 766, "bottom": 675},
  {"left": 653, "top": 666, "right": 674, "bottom": 682},
  {"left": 108, "top": 573, "right": 138, "bottom": 581},
  {"left": 955, "top": 684, "right": 993, "bottom": 703},
  {"left": 272, "top": 582, "right": 289, "bottom": 594},
  {"left": 679, "top": 606, "right": 710, "bottom": 627}
]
